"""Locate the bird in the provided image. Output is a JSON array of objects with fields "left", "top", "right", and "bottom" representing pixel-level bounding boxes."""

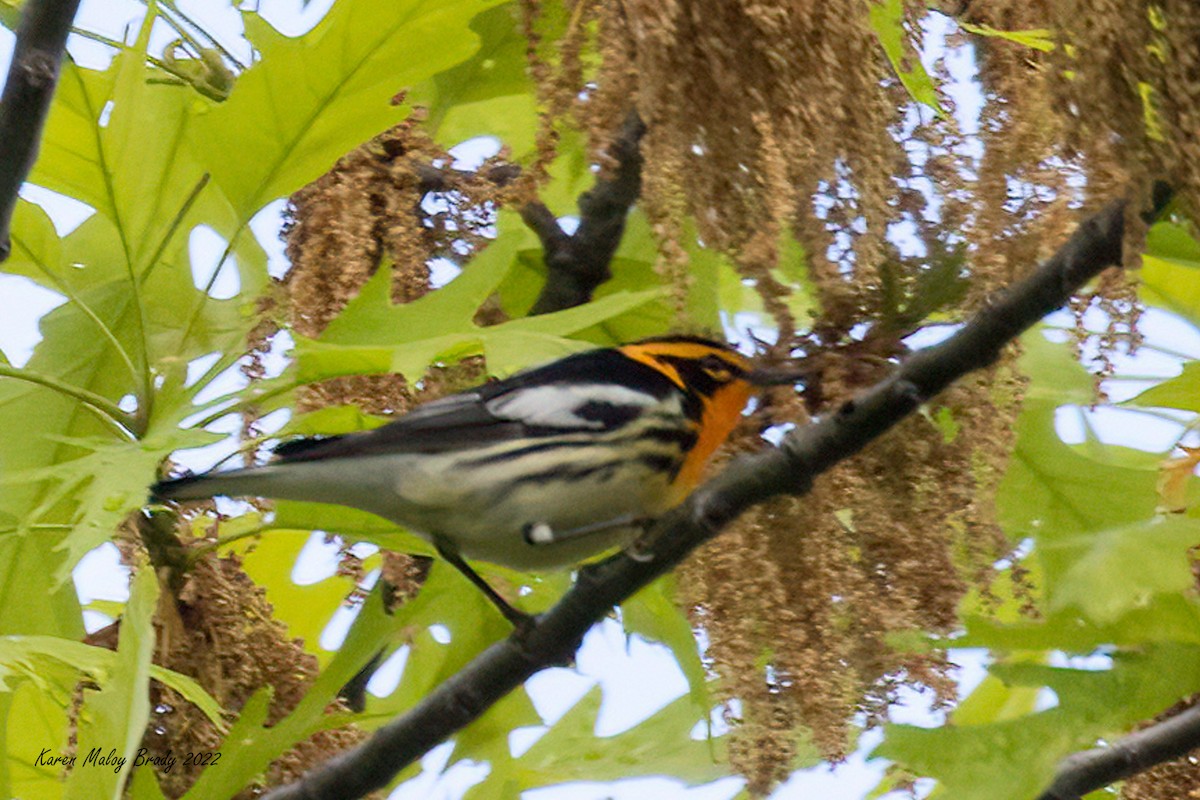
[{"left": 152, "top": 335, "right": 765, "bottom": 624}]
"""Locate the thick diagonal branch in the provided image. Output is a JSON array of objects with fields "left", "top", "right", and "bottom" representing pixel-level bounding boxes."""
[
  {"left": 522, "top": 111, "right": 647, "bottom": 315},
  {"left": 0, "top": 0, "right": 82, "bottom": 262},
  {"left": 260, "top": 196, "right": 1149, "bottom": 800},
  {"left": 1037, "top": 703, "right": 1200, "bottom": 800}
]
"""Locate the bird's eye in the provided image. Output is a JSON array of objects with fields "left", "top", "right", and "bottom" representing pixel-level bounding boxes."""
[{"left": 700, "top": 355, "right": 733, "bottom": 382}]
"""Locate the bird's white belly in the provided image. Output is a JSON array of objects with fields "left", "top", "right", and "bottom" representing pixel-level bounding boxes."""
[{"left": 345, "top": 451, "right": 674, "bottom": 571}]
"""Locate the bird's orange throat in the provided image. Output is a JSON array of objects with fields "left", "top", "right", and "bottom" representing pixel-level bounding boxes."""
[{"left": 669, "top": 380, "right": 754, "bottom": 505}]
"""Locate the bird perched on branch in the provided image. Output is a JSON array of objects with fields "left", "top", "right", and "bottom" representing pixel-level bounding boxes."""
[{"left": 152, "top": 335, "right": 768, "bottom": 624}]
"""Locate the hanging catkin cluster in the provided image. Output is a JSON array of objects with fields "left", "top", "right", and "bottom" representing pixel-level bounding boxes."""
[
  {"left": 495, "top": 0, "right": 1199, "bottom": 790},
  {"left": 595, "top": 0, "right": 903, "bottom": 336},
  {"left": 283, "top": 116, "right": 516, "bottom": 415}
]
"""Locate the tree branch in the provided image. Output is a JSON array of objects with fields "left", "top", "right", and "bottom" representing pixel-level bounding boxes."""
[
  {"left": 1037, "top": 703, "right": 1200, "bottom": 800},
  {"left": 0, "top": 0, "right": 82, "bottom": 262},
  {"left": 523, "top": 110, "right": 647, "bottom": 315},
  {"left": 259, "top": 195, "right": 1157, "bottom": 800}
]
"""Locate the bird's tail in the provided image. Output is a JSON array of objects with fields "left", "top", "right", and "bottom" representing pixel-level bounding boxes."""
[
  {"left": 151, "top": 466, "right": 297, "bottom": 504},
  {"left": 151, "top": 459, "right": 397, "bottom": 516}
]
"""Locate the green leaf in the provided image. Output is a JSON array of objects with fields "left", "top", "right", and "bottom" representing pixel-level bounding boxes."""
[
  {"left": 878, "top": 711, "right": 1071, "bottom": 800},
  {"left": 950, "top": 674, "right": 1041, "bottom": 726},
  {"left": 128, "top": 766, "right": 169, "bottom": 800},
  {"left": 31, "top": 18, "right": 248, "bottom": 282},
  {"left": 180, "top": 688, "right": 273, "bottom": 800},
  {"left": 878, "top": 645, "right": 1200, "bottom": 800},
  {"left": 993, "top": 645, "right": 1200, "bottom": 725},
  {"left": 0, "top": 533, "right": 82, "bottom": 638},
  {"left": 1126, "top": 361, "right": 1200, "bottom": 412},
  {"left": 961, "top": 593, "right": 1200, "bottom": 651},
  {"left": 867, "top": 0, "right": 945, "bottom": 116},
  {"left": 191, "top": 0, "right": 509, "bottom": 219},
  {"left": 413, "top": 2, "right": 538, "bottom": 156},
  {"left": 4, "top": 681, "right": 71, "bottom": 800},
  {"left": 297, "top": 213, "right": 660, "bottom": 382},
  {"left": 2, "top": 21, "right": 270, "bottom": 606},
  {"left": 495, "top": 690, "right": 731, "bottom": 791},
  {"left": 957, "top": 21, "right": 1055, "bottom": 52},
  {"left": 1043, "top": 516, "right": 1200, "bottom": 623},
  {"left": 999, "top": 401, "right": 1157, "bottom": 538},
  {"left": 1146, "top": 220, "right": 1200, "bottom": 266},
  {"left": 0, "top": 635, "right": 224, "bottom": 728},
  {"left": 271, "top": 502, "right": 433, "bottom": 554},
  {"left": 234, "top": 529, "right": 360, "bottom": 658},
  {"left": 998, "top": 334, "right": 1157, "bottom": 541},
  {"left": 183, "top": 588, "right": 412, "bottom": 798},
  {"left": 65, "top": 565, "right": 158, "bottom": 800},
  {"left": 1141, "top": 222, "right": 1200, "bottom": 326},
  {"left": 364, "top": 562, "right": 523, "bottom": 714},
  {"left": 5, "top": 424, "right": 220, "bottom": 585}
]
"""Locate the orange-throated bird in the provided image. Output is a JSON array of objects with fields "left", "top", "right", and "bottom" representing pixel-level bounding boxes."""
[{"left": 152, "top": 335, "right": 765, "bottom": 623}]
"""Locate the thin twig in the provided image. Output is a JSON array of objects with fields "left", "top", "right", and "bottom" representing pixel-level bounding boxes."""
[
  {"left": 523, "top": 110, "right": 648, "bottom": 315},
  {"left": 260, "top": 194, "right": 1150, "bottom": 800},
  {"left": 1037, "top": 703, "right": 1200, "bottom": 800},
  {"left": 0, "top": 0, "right": 83, "bottom": 261}
]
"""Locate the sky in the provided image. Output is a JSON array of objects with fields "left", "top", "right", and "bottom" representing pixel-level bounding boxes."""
[{"left": 2, "top": 2, "right": 1197, "bottom": 799}]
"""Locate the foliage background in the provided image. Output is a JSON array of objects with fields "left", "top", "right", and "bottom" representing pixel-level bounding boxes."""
[{"left": 1, "top": 0, "right": 1199, "bottom": 799}]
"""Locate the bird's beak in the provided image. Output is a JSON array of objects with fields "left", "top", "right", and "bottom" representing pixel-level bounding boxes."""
[{"left": 746, "top": 367, "right": 806, "bottom": 386}]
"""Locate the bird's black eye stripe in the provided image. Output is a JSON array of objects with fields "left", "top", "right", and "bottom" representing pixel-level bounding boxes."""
[
  {"left": 573, "top": 400, "right": 644, "bottom": 429},
  {"left": 662, "top": 356, "right": 721, "bottom": 396}
]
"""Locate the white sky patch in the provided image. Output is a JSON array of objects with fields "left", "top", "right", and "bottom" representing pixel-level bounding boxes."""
[
  {"left": 73, "top": 542, "right": 131, "bottom": 605},
  {"left": 167, "top": 410, "right": 243, "bottom": 473},
  {"left": 772, "top": 729, "right": 888, "bottom": 800},
  {"left": 366, "top": 645, "right": 410, "bottom": 698},
  {"left": 571, "top": 622, "right": 690, "bottom": 736},
  {"left": 1056, "top": 404, "right": 1191, "bottom": 452},
  {"left": 320, "top": 599, "right": 361, "bottom": 651},
  {"left": 429, "top": 257, "right": 462, "bottom": 289},
  {"left": 525, "top": 665, "right": 594, "bottom": 726},
  {"left": 172, "top": 0, "right": 252, "bottom": 63},
  {"left": 449, "top": 136, "right": 502, "bottom": 170},
  {"left": 185, "top": 352, "right": 222, "bottom": 388},
  {"left": 251, "top": 199, "right": 293, "bottom": 279},
  {"left": 1035, "top": 687, "right": 1060, "bottom": 712},
  {"left": 189, "top": 224, "right": 242, "bottom": 299},
  {"left": 0, "top": 275, "right": 66, "bottom": 367},
  {"left": 904, "top": 323, "right": 960, "bottom": 350},
  {"left": 258, "top": 0, "right": 336, "bottom": 37},
  {"left": 292, "top": 530, "right": 343, "bottom": 585},
  {"left": 19, "top": 184, "right": 96, "bottom": 235}
]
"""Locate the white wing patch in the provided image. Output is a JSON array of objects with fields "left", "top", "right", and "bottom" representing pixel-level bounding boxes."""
[{"left": 486, "top": 383, "right": 658, "bottom": 429}]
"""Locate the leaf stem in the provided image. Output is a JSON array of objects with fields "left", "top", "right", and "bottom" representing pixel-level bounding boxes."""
[
  {"left": 158, "top": 0, "right": 247, "bottom": 70},
  {"left": 189, "top": 377, "right": 300, "bottom": 431},
  {"left": 9, "top": 231, "right": 144, "bottom": 389},
  {"left": 185, "top": 523, "right": 268, "bottom": 564},
  {"left": 68, "top": 27, "right": 228, "bottom": 101},
  {"left": 140, "top": 172, "right": 210, "bottom": 286},
  {"left": 0, "top": 363, "right": 135, "bottom": 437}
]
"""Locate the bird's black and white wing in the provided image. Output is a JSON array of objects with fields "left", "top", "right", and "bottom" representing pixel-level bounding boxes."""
[
  {"left": 262, "top": 348, "right": 677, "bottom": 463},
  {"left": 151, "top": 348, "right": 678, "bottom": 502}
]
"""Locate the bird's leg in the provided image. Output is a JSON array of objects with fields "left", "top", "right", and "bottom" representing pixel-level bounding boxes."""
[
  {"left": 434, "top": 540, "right": 533, "bottom": 629},
  {"left": 522, "top": 514, "right": 648, "bottom": 546}
]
